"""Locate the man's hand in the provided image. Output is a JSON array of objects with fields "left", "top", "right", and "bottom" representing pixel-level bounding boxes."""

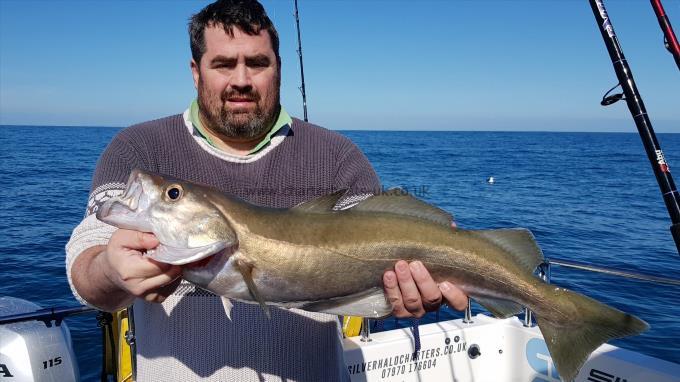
[
  {"left": 72, "top": 229, "right": 183, "bottom": 311},
  {"left": 100, "top": 229, "right": 182, "bottom": 303},
  {"left": 383, "top": 260, "right": 468, "bottom": 318}
]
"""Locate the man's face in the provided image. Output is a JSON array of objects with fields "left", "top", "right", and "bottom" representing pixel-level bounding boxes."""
[{"left": 191, "top": 25, "right": 280, "bottom": 140}]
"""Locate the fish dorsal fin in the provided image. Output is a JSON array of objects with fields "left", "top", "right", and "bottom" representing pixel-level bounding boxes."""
[
  {"left": 351, "top": 189, "right": 453, "bottom": 227},
  {"left": 471, "top": 228, "right": 544, "bottom": 272},
  {"left": 292, "top": 190, "right": 347, "bottom": 213}
]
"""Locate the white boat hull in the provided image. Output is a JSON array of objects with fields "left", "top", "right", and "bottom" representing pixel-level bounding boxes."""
[{"left": 343, "top": 314, "right": 680, "bottom": 382}]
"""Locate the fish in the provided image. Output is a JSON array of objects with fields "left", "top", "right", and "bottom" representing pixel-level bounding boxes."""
[{"left": 97, "top": 169, "right": 648, "bottom": 381}]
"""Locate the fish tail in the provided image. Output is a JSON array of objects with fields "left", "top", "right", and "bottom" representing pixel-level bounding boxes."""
[{"left": 534, "top": 287, "right": 648, "bottom": 381}]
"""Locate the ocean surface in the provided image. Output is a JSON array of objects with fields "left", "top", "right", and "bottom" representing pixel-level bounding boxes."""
[{"left": 1, "top": 125, "right": 680, "bottom": 380}]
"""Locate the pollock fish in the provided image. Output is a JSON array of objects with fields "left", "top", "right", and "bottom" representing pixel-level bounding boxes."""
[{"left": 97, "top": 169, "right": 648, "bottom": 381}]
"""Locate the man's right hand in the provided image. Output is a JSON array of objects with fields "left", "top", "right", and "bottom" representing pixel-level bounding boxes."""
[
  {"left": 72, "top": 229, "right": 182, "bottom": 311},
  {"left": 101, "top": 229, "right": 182, "bottom": 303}
]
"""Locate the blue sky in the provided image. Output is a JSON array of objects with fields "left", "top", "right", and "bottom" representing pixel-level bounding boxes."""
[{"left": 1, "top": 0, "right": 678, "bottom": 132}]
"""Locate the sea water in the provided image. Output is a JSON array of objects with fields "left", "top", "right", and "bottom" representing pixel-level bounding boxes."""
[{"left": 2, "top": 126, "right": 679, "bottom": 380}]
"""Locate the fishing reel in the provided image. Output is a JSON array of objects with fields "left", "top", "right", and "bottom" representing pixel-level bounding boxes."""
[{"left": 600, "top": 82, "right": 625, "bottom": 106}]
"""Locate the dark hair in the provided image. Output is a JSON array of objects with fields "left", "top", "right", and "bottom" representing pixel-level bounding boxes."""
[{"left": 189, "top": 0, "right": 280, "bottom": 64}]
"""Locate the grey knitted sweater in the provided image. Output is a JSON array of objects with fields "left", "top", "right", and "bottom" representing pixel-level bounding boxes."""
[{"left": 65, "top": 110, "right": 380, "bottom": 381}]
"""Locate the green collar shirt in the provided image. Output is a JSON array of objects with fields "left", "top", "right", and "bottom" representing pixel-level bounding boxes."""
[{"left": 189, "top": 99, "right": 292, "bottom": 155}]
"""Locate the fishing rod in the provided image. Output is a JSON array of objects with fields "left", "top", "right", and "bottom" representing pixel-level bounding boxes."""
[
  {"left": 294, "top": 0, "right": 308, "bottom": 122},
  {"left": 650, "top": 0, "right": 680, "bottom": 71},
  {"left": 589, "top": 0, "right": 680, "bottom": 256}
]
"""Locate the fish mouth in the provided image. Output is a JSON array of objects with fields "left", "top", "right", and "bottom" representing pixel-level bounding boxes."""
[
  {"left": 183, "top": 251, "right": 222, "bottom": 269},
  {"left": 145, "top": 241, "right": 229, "bottom": 265},
  {"left": 181, "top": 247, "right": 234, "bottom": 281},
  {"left": 96, "top": 171, "right": 152, "bottom": 232}
]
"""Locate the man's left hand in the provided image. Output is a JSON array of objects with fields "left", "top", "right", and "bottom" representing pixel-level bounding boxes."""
[{"left": 383, "top": 260, "right": 468, "bottom": 318}]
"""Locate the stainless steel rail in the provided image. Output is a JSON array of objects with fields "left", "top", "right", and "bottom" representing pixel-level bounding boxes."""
[
  {"left": 463, "top": 297, "right": 473, "bottom": 324},
  {"left": 523, "top": 262, "right": 550, "bottom": 327},
  {"left": 0, "top": 305, "right": 95, "bottom": 326},
  {"left": 360, "top": 317, "right": 372, "bottom": 342},
  {"left": 546, "top": 258, "right": 680, "bottom": 286}
]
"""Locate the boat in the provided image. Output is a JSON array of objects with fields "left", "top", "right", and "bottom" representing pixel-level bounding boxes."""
[
  {"left": 2, "top": 1, "right": 680, "bottom": 381},
  {"left": 344, "top": 314, "right": 680, "bottom": 381},
  {"left": 3, "top": 277, "right": 680, "bottom": 382}
]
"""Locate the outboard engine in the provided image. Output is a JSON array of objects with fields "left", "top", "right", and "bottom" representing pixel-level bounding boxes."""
[{"left": 0, "top": 297, "right": 79, "bottom": 382}]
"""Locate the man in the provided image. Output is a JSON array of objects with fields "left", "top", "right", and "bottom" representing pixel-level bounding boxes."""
[{"left": 66, "top": 1, "right": 466, "bottom": 380}]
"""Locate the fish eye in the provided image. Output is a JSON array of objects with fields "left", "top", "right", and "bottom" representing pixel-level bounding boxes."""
[{"left": 166, "top": 185, "right": 183, "bottom": 201}]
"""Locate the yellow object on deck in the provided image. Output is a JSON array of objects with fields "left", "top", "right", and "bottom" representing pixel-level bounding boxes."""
[
  {"left": 102, "top": 309, "right": 134, "bottom": 382},
  {"left": 115, "top": 309, "right": 133, "bottom": 382},
  {"left": 342, "top": 315, "right": 363, "bottom": 337}
]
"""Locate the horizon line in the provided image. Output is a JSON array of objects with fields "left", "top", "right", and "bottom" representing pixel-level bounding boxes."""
[{"left": 1, "top": 124, "right": 678, "bottom": 134}]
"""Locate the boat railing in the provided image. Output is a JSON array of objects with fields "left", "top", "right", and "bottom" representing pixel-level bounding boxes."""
[
  {"left": 0, "top": 305, "right": 95, "bottom": 326},
  {"left": 544, "top": 258, "right": 680, "bottom": 286},
  {"left": 1, "top": 258, "right": 679, "bottom": 342}
]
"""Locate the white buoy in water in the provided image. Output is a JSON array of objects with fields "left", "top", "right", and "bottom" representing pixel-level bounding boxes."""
[{"left": 487, "top": 176, "right": 495, "bottom": 184}]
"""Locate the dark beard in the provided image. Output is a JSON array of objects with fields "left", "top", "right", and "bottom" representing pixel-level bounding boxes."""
[{"left": 197, "top": 85, "right": 279, "bottom": 140}]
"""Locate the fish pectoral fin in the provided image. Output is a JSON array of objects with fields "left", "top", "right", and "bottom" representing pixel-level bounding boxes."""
[
  {"left": 147, "top": 241, "right": 229, "bottom": 265},
  {"left": 470, "top": 228, "right": 544, "bottom": 272},
  {"left": 291, "top": 189, "right": 347, "bottom": 213},
  {"left": 234, "top": 258, "right": 271, "bottom": 319},
  {"left": 474, "top": 296, "right": 522, "bottom": 319},
  {"left": 221, "top": 297, "right": 233, "bottom": 321},
  {"left": 302, "top": 288, "right": 392, "bottom": 318}
]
